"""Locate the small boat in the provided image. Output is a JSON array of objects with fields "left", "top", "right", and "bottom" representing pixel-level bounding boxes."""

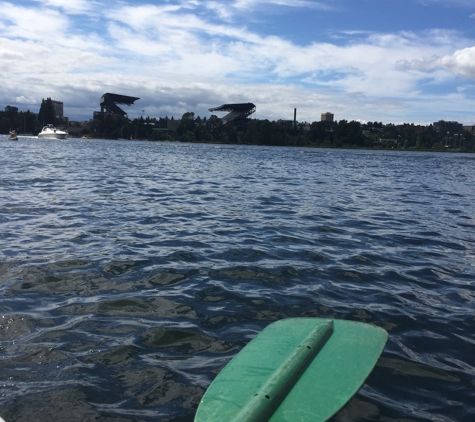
[
  {"left": 8, "top": 130, "right": 18, "bottom": 141},
  {"left": 38, "top": 124, "right": 68, "bottom": 139}
]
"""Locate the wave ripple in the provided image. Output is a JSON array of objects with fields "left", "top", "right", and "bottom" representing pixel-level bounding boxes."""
[{"left": 1, "top": 139, "right": 475, "bottom": 421}]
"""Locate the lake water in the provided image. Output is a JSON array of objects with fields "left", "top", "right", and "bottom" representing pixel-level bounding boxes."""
[{"left": 0, "top": 136, "right": 474, "bottom": 422}]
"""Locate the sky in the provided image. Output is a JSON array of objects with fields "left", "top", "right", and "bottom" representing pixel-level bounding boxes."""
[{"left": 2, "top": 0, "right": 475, "bottom": 125}]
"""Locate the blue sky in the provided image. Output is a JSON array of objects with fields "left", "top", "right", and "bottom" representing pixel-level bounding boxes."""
[{"left": 2, "top": 0, "right": 475, "bottom": 124}]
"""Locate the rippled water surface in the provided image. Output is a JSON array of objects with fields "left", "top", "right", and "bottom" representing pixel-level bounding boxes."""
[{"left": 1, "top": 136, "right": 474, "bottom": 421}]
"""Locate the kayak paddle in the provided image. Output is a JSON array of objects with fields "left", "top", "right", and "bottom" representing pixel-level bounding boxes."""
[{"left": 195, "top": 318, "right": 388, "bottom": 422}]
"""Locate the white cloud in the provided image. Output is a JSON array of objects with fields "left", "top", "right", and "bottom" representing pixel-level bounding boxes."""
[
  {"left": 418, "top": 0, "right": 475, "bottom": 6},
  {"left": 1, "top": 0, "right": 475, "bottom": 125},
  {"left": 31, "top": 0, "right": 96, "bottom": 14},
  {"left": 401, "top": 46, "right": 475, "bottom": 79},
  {"left": 99, "top": 3, "right": 463, "bottom": 97},
  {"left": 0, "top": 2, "right": 69, "bottom": 41},
  {"left": 233, "top": 0, "right": 331, "bottom": 11},
  {"left": 204, "top": 1, "right": 234, "bottom": 20}
]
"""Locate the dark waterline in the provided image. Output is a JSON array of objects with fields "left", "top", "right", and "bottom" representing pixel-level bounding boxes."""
[{"left": 1, "top": 136, "right": 474, "bottom": 421}]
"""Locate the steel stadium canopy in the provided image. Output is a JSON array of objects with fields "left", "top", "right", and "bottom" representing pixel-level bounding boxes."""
[
  {"left": 209, "top": 103, "right": 256, "bottom": 126},
  {"left": 100, "top": 93, "right": 140, "bottom": 118}
]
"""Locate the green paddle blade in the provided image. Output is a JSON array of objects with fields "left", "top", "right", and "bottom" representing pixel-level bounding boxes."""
[{"left": 195, "top": 318, "right": 388, "bottom": 422}]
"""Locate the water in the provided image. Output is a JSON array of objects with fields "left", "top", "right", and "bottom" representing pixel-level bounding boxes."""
[{"left": 0, "top": 136, "right": 474, "bottom": 421}]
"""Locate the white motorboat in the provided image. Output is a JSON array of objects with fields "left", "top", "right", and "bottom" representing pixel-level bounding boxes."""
[{"left": 38, "top": 124, "right": 68, "bottom": 139}]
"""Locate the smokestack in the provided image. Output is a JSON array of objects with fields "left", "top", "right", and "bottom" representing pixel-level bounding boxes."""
[{"left": 294, "top": 108, "right": 297, "bottom": 127}]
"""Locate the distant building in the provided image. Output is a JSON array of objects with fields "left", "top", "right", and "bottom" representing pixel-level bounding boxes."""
[
  {"left": 209, "top": 103, "right": 256, "bottom": 130},
  {"left": 51, "top": 100, "right": 63, "bottom": 120},
  {"left": 94, "top": 93, "right": 140, "bottom": 121},
  {"left": 321, "top": 112, "right": 334, "bottom": 122},
  {"left": 93, "top": 110, "right": 114, "bottom": 120},
  {"left": 433, "top": 120, "right": 463, "bottom": 134},
  {"left": 463, "top": 125, "right": 475, "bottom": 134},
  {"left": 44, "top": 98, "right": 68, "bottom": 126},
  {"left": 152, "top": 119, "right": 178, "bottom": 134},
  {"left": 69, "top": 120, "right": 90, "bottom": 128}
]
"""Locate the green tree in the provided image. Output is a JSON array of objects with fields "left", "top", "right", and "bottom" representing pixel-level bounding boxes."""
[
  {"left": 223, "top": 122, "right": 239, "bottom": 144},
  {"left": 90, "top": 119, "right": 102, "bottom": 137},
  {"left": 22, "top": 110, "right": 38, "bottom": 134},
  {"left": 206, "top": 115, "right": 223, "bottom": 142},
  {"left": 347, "top": 121, "right": 364, "bottom": 146},
  {"left": 4, "top": 105, "right": 18, "bottom": 121},
  {"left": 307, "top": 121, "right": 334, "bottom": 146},
  {"left": 0, "top": 117, "right": 12, "bottom": 134},
  {"left": 175, "top": 112, "right": 196, "bottom": 141}
]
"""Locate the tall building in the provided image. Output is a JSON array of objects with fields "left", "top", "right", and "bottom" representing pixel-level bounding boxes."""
[
  {"left": 51, "top": 100, "right": 63, "bottom": 119},
  {"left": 321, "top": 112, "right": 334, "bottom": 122},
  {"left": 41, "top": 98, "right": 68, "bottom": 126},
  {"left": 433, "top": 120, "right": 463, "bottom": 134}
]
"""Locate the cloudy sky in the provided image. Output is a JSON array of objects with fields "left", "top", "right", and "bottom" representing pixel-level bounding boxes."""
[{"left": 2, "top": 0, "right": 475, "bottom": 124}]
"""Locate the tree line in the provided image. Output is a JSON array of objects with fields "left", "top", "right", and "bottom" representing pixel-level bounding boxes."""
[
  {"left": 0, "top": 99, "right": 65, "bottom": 135},
  {"left": 2, "top": 103, "right": 474, "bottom": 152},
  {"left": 172, "top": 112, "right": 475, "bottom": 152}
]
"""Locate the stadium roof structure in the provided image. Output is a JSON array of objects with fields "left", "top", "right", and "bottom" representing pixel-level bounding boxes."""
[
  {"left": 209, "top": 103, "right": 256, "bottom": 127},
  {"left": 100, "top": 93, "right": 140, "bottom": 118}
]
